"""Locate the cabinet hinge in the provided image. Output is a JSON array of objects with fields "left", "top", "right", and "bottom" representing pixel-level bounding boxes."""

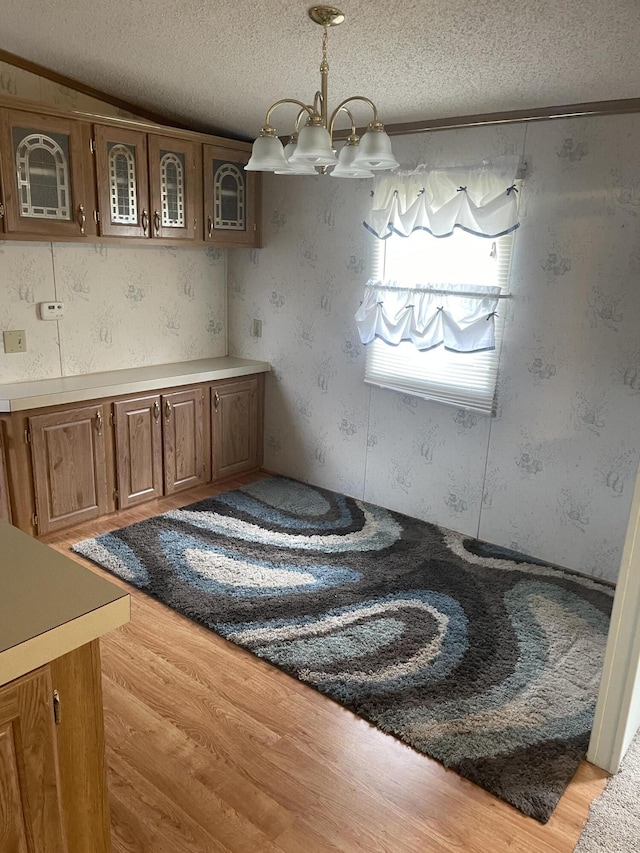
[
  {"left": 94, "top": 210, "right": 100, "bottom": 223},
  {"left": 53, "top": 689, "right": 61, "bottom": 724},
  {"left": 90, "top": 138, "right": 96, "bottom": 154},
  {"left": 31, "top": 512, "right": 38, "bottom": 528},
  {"left": 24, "top": 427, "right": 31, "bottom": 444}
]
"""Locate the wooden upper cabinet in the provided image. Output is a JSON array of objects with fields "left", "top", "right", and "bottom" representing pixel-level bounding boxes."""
[
  {"left": 0, "top": 109, "right": 95, "bottom": 238},
  {"left": 0, "top": 104, "right": 262, "bottom": 246},
  {"left": 148, "top": 135, "right": 200, "bottom": 241},
  {"left": 0, "top": 667, "right": 67, "bottom": 853},
  {"left": 0, "top": 147, "right": 6, "bottom": 235},
  {"left": 94, "top": 125, "right": 149, "bottom": 238},
  {"left": 203, "top": 143, "right": 260, "bottom": 247},
  {"left": 29, "top": 403, "right": 109, "bottom": 535}
]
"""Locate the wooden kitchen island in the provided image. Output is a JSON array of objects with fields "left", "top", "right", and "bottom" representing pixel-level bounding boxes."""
[{"left": 0, "top": 521, "right": 130, "bottom": 853}]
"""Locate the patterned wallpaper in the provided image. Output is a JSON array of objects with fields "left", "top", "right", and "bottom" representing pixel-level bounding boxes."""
[
  {"left": 228, "top": 114, "right": 640, "bottom": 584},
  {"left": 0, "top": 242, "right": 227, "bottom": 382}
]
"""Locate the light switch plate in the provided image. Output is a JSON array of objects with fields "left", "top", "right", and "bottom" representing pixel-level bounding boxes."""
[{"left": 4, "top": 330, "right": 27, "bottom": 353}]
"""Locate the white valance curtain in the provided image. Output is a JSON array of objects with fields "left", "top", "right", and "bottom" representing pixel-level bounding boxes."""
[
  {"left": 354, "top": 281, "right": 501, "bottom": 353},
  {"left": 356, "top": 156, "right": 520, "bottom": 353},
  {"left": 363, "top": 155, "right": 521, "bottom": 240}
]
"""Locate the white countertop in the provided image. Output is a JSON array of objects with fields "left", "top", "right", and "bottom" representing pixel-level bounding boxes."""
[
  {"left": 0, "top": 521, "right": 130, "bottom": 686},
  {"left": 0, "top": 356, "right": 270, "bottom": 412}
]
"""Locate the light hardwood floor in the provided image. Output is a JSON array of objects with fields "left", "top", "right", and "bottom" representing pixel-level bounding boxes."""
[{"left": 43, "top": 475, "right": 609, "bottom": 853}]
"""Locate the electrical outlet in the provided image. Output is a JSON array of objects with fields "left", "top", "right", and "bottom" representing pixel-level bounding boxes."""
[
  {"left": 252, "top": 318, "right": 262, "bottom": 338},
  {"left": 3, "top": 330, "right": 27, "bottom": 353}
]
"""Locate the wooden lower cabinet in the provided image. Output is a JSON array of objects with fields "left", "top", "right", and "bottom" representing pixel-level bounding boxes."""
[
  {"left": 113, "top": 395, "right": 163, "bottom": 509},
  {"left": 1, "top": 372, "right": 264, "bottom": 534},
  {"left": 114, "top": 387, "right": 207, "bottom": 504},
  {"left": 29, "top": 404, "right": 109, "bottom": 535},
  {"left": 211, "top": 375, "right": 263, "bottom": 480},
  {"left": 0, "top": 642, "right": 111, "bottom": 853},
  {"left": 0, "top": 432, "right": 11, "bottom": 523},
  {"left": 162, "top": 387, "right": 207, "bottom": 494},
  {"left": 0, "top": 667, "right": 67, "bottom": 853}
]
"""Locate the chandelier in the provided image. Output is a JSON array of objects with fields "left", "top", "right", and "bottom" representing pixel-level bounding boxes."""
[{"left": 245, "top": 6, "right": 399, "bottom": 178}]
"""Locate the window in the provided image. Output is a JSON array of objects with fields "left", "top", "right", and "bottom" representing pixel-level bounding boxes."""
[{"left": 363, "top": 228, "right": 515, "bottom": 414}]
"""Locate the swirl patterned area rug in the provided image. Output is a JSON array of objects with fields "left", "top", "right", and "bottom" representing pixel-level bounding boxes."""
[{"left": 72, "top": 476, "right": 614, "bottom": 823}]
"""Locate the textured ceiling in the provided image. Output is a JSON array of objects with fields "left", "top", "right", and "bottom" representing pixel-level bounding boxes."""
[{"left": 2, "top": 1, "right": 640, "bottom": 140}]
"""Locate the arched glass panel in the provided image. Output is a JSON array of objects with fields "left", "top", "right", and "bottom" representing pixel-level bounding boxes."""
[
  {"left": 214, "top": 162, "right": 245, "bottom": 230},
  {"left": 15, "top": 131, "right": 71, "bottom": 220},
  {"left": 108, "top": 143, "right": 137, "bottom": 224},
  {"left": 160, "top": 151, "right": 185, "bottom": 227}
]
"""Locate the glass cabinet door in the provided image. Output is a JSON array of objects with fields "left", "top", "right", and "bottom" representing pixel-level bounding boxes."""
[
  {"left": 203, "top": 144, "right": 260, "bottom": 247},
  {"left": 0, "top": 109, "right": 95, "bottom": 237},
  {"left": 148, "top": 135, "right": 200, "bottom": 241},
  {"left": 94, "top": 126, "right": 149, "bottom": 238}
]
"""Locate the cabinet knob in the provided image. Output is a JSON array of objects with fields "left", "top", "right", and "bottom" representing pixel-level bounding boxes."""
[
  {"left": 141, "top": 209, "right": 149, "bottom": 235},
  {"left": 207, "top": 216, "right": 213, "bottom": 239},
  {"left": 154, "top": 210, "right": 161, "bottom": 236},
  {"left": 213, "top": 391, "right": 220, "bottom": 411},
  {"left": 153, "top": 400, "right": 160, "bottom": 422},
  {"left": 165, "top": 399, "right": 172, "bottom": 420},
  {"left": 0, "top": 202, "right": 5, "bottom": 219},
  {"left": 95, "top": 410, "right": 103, "bottom": 435}
]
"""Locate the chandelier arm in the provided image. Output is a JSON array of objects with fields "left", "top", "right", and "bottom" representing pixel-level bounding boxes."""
[
  {"left": 328, "top": 96, "right": 379, "bottom": 141},
  {"left": 264, "top": 98, "right": 319, "bottom": 128},
  {"left": 328, "top": 106, "right": 357, "bottom": 141},
  {"left": 294, "top": 109, "right": 309, "bottom": 134}
]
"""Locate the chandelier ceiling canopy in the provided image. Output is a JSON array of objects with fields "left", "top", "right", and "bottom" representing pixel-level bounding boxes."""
[{"left": 245, "top": 6, "right": 400, "bottom": 178}]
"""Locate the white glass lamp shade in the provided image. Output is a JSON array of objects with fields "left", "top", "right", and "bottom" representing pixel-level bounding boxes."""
[
  {"left": 245, "top": 135, "right": 291, "bottom": 172},
  {"left": 275, "top": 140, "right": 319, "bottom": 175},
  {"left": 288, "top": 124, "right": 338, "bottom": 167},
  {"left": 330, "top": 142, "right": 374, "bottom": 178},
  {"left": 351, "top": 129, "right": 399, "bottom": 171}
]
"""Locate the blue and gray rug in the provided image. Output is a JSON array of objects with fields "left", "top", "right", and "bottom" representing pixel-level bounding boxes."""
[{"left": 72, "top": 477, "right": 614, "bottom": 823}]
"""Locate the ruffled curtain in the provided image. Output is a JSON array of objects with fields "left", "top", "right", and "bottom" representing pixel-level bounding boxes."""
[
  {"left": 355, "top": 281, "right": 500, "bottom": 352},
  {"left": 363, "top": 155, "right": 521, "bottom": 240}
]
